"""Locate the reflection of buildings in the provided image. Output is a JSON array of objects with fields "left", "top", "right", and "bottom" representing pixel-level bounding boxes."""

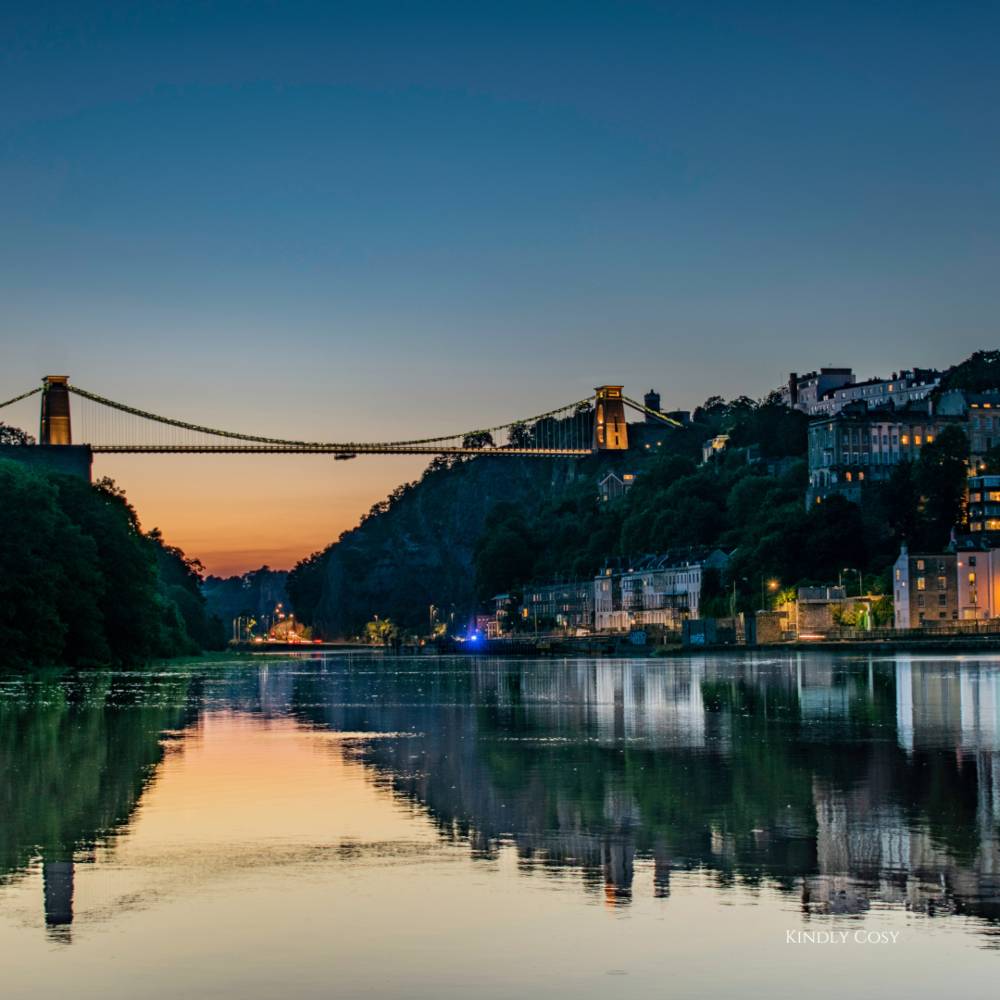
[
  {"left": 794, "top": 657, "right": 1000, "bottom": 920},
  {"left": 474, "top": 660, "right": 710, "bottom": 748},
  {"left": 894, "top": 656, "right": 1000, "bottom": 752},
  {"left": 292, "top": 654, "right": 1000, "bottom": 930},
  {"left": 808, "top": 765, "right": 1000, "bottom": 921}
]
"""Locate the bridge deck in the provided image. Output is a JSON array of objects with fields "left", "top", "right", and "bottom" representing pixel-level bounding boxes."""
[{"left": 91, "top": 445, "right": 594, "bottom": 456}]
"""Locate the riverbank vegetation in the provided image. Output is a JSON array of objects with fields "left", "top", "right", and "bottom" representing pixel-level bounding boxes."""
[{"left": 0, "top": 458, "right": 224, "bottom": 668}]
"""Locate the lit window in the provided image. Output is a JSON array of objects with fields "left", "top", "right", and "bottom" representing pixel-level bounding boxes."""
[
  {"left": 917, "top": 577, "right": 926, "bottom": 591},
  {"left": 915, "top": 435, "right": 922, "bottom": 445},
  {"left": 901, "top": 434, "right": 910, "bottom": 445},
  {"left": 926, "top": 434, "right": 934, "bottom": 443},
  {"left": 917, "top": 559, "right": 925, "bottom": 570}
]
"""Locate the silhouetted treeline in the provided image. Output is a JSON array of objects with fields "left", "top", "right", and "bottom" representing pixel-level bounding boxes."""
[
  {"left": 203, "top": 566, "right": 289, "bottom": 627},
  {"left": 0, "top": 459, "right": 224, "bottom": 667}
]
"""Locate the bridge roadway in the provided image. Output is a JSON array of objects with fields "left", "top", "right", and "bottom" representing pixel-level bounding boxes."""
[{"left": 90, "top": 444, "right": 594, "bottom": 456}]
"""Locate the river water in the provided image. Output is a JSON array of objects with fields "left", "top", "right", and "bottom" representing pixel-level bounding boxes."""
[{"left": 2, "top": 652, "right": 1000, "bottom": 998}]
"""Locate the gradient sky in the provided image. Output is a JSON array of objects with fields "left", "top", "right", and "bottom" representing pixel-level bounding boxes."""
[{"left": 2, "top": 1, "right": 999, "bottom": 574}]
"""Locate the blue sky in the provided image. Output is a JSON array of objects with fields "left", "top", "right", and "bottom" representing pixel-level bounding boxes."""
[{"left": 2, "top": 1, "right": 998, "bottom": 570}]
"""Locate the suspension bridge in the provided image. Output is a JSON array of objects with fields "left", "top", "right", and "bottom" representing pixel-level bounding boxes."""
[{"left": 0, "top": 377, "right": 682, "bottom": 461}]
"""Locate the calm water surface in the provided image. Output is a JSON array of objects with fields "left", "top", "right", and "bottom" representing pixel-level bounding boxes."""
[{"left": 2, "top": 652, "right": 1000, "bottom": 998}]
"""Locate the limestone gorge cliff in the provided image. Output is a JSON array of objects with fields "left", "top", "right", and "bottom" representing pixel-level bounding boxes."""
[{"left": 309, "top": 455, "right": 592, "bottom": 636}]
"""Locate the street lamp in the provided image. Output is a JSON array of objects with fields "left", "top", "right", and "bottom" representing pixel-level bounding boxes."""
[{"left": 761, "top": 576, "right": 779, "bottom": 611}]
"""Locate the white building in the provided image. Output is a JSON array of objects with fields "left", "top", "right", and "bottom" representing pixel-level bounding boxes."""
[
  {"left": 809, "top": 368, "right": 941, "bottom": 417},
  {"left": 782, "top": 367, "right": 940, "bottom": 417},
  {"left": 595, "top": 550, "right": 729, "bottom": 632}
]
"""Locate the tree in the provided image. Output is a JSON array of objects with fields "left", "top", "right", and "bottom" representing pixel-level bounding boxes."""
[
  {"left": 939, "top": 350, "right": 1000, "bottom": 393},
  {"left": 287, "top": 548, "right": 331, "bottom": 627},
  {"left": 0, "top": 460, "right": 223, "bottom": 666},
  {"left": 507, "top": 422, "right": 532, "bottom": 448},
  {"left": 914, "top": 426, "right": 969, "bottom": 547},
  {"left": 365, "top": 617, "right": 398, "bottom": 646},
  {"left": 462, "top": 430, "right": 495, "bottom": 449},
  {"left": 0, "top": 422, "right": 34, "bottom": 445},
  {"left": 473, "top": 504, "right": 536, "bottom": 600},
  {"left": 726, "top": 395, "right": 808, "bottom": 458}
]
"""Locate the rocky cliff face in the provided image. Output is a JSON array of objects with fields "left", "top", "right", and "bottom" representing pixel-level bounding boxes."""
[{"left": 315, "top": 455, "right": 585, "bottom": 635}]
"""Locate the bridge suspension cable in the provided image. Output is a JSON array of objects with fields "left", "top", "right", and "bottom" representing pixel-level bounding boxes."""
[
  {"left": 0, "top": 387, "right": 42, "bottom": 411},
  {"left": 621, "top": 394, "right": 686, "bottom": 428},
  {"left": 66, "top": 385, "right": 593, "bottom": 450},
  {"left": 59, "top": 384, "right": 596, "bottom": 456}
]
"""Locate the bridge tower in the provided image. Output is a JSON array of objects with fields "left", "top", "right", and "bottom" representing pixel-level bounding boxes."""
[
  {"left": 593, "top": 385, "right": 628, "bottom": 450},
  {"left": 40, "top": 376, "right": 72, "bottom": 445}
]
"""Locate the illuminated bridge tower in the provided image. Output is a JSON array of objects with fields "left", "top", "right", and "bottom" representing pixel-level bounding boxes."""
[
  {"left": 593, "top": 385, "right": 629, "bottom": 450},
  {"left": 40, "top": 375, "right": 73, "bottom": 445}
]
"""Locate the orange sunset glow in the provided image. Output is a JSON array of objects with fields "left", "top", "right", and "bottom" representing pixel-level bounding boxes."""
[{"left": 92, "top": 452, "right": 430, "bottom": 576}]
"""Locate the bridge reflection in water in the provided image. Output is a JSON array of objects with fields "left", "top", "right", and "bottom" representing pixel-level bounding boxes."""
[{"left": 2, "top": 654, "right": 1000, "bottom": 944}]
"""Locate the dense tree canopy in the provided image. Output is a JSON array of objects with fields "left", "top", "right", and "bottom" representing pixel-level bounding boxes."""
[
  {"left": 0, "top": 460, "right": 223, "bottom": 667},
  {"left": 939, "top": 350, "right": 1000, "bottom": 393}
]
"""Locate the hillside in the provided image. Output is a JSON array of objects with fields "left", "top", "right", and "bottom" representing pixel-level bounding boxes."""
[
  {"left": 294, "top": 453, "right": 601, "bottom": 636},
  {"left": 287, "top": 368, "right": 989, "bottom": 639},
  {"left": 288, "top": 413, "right": 712, "bottom": 637}
]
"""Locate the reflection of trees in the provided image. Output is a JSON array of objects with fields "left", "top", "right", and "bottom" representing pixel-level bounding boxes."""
[
  {"left": 0, "top": 671, "right": 196, "bottom": 937},
  {"left": 290, "top": 657, "right": 1000, "bottom": 923}
]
